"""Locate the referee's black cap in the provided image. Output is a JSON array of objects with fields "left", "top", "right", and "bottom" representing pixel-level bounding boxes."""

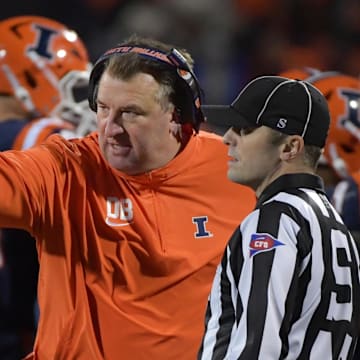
[{"left": 202, "top": 75, "right": 330, "bottom": 147}]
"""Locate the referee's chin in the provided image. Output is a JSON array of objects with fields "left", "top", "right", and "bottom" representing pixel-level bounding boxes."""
[{"left": 227, "top": 170, "right": 249, "bottom": 187}]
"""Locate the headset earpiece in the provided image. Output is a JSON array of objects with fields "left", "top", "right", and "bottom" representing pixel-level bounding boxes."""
[{"left": 88, "top": 59, "right": 107, "bottom": 112}]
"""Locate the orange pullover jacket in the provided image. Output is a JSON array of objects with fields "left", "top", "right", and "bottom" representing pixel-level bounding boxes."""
[{"left": 0, "top": 131, "right": 255, "bottom": 359}]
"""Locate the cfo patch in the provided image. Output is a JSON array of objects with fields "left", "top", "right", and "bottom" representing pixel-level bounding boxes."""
[{"left": 249, "top": 233, "right": 284, "bottom": 257}]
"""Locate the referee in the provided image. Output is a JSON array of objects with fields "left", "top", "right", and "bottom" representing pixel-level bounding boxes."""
[{"left": 199, "top": 76, "right": 360, "bottom": 359}]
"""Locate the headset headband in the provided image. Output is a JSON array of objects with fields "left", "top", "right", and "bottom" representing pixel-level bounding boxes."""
[
  {"left": 88, "top": 44, "right": 205, "bottom": 132},
  {"left": 96, "top": 46, "right": 173, "bottom": 66}
]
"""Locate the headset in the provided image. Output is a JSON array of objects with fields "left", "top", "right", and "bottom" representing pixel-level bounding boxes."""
[{"left": 88, "top": 44, "right": 205, "bottom": 132}]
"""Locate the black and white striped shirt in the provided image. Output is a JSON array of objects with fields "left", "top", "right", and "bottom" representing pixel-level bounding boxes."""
[{"left": 198, "top": 173, "right": 360, "bottom": 359}]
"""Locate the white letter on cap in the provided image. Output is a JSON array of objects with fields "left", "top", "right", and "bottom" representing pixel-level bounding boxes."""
[{"left": 277, "top": 118, "right": 287, "bottom": 129}]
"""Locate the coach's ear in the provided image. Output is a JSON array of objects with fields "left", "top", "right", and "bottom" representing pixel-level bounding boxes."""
[{"left": 280, "top": 135, "right": 304, "bottom": 161}]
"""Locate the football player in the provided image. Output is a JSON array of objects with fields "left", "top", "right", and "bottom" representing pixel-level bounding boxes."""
[
  {"left": 280, "top": 67, "right": 360, "bottom": 186},
  {"left": 280, "top": 67, "right": 360, "bottom": 223},
  {"left": 0, "top": 15, "right": 95, "bottom": 359}
]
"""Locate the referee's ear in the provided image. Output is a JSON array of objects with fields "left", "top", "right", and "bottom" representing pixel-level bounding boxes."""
[{"left": 280, "top": 135, "right": 304, "bottom": 161}]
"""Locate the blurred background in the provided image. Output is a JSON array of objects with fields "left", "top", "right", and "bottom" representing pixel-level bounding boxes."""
[{"left": 1, "top": 0, "right": 360, "bottom": 106}]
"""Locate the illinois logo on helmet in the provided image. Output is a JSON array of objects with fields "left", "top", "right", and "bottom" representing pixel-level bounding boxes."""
[
  {"left": 0, "top": 15, "right": 96, "bottom": 134},
  {"left": 279, "top": 67, "right": 360, "bottom": 179}
]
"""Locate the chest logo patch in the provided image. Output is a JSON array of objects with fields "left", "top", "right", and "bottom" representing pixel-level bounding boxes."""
[{"left": 106, "top": 197, "right": 133, "bottom": 227}]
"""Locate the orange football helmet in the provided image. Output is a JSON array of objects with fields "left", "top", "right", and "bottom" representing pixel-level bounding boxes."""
[
  {"left": 280, "top": 67, "right": 360, "bottom": 178},
  {"left": 0, "top": 15, "right": 96, "bottom": 132}
]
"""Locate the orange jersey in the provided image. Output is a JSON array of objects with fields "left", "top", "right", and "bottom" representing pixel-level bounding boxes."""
[
  {"left": 0, "top": 116, "right": 75, "bottom": 152},
  {"left": 0, "top": 131, "right": 255, "bottom": 359},
  {"left": 12, "top": 117, "right": 75, "bottom": 150}
]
